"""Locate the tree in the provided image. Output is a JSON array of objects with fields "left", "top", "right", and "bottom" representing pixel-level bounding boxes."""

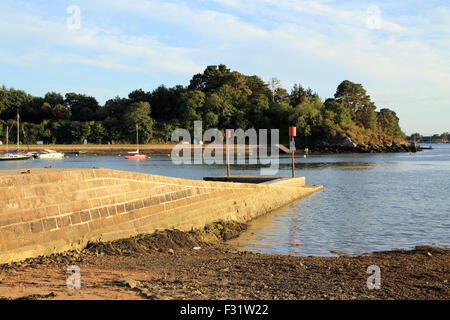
[
  {"left": 40, "top": 102, "right": 53, "bottom": 120},
  {"left": 246, "top": 94, "right": 269, "bottom": 128},
  {"left": 123, "top": 101, "right": 154, "bottom": 143},
  {"left": 188, "top": 64, "right": 232, "bottom": 92},
  {"left": 64, "top": 93, "right": 99, "bottom": 121},
  {"left": 149, "top": 85, "right": 185, "bottom": 121},
  {"left": 52, "top": 104, "right": 70, "bottom": 120},
  {"left": 324, "top": 99, "right": 352, "bottom": 125},
  {"left": 105, "top": 96, "right": 129, "bottom": 119},
  {"left": 357, "top": 102, "right": 377, "bottom": 130},
  {"left": 44, "top": 92, "right": 64, "bottom": 107},
  {"left": 179, "top": 90, "right": 205, "bottom": 132},
  {"left": 290, "top": 84, "right": 319, "bottom": 106},
  {"left": 89, "top": 122, "right": 108, "bottom": 144},
  {"left": 245, "top": 75, "right": 271, "bottom": 99},
  {"left": 0, "top": 86, "right": 33, "bottom": 120},
  {"left": 334, "top": 80, "right": 371, "bottom": 117},
  {"left": 128, "top": 89, "right": 151, "bottom": 104},
  {"left": 377, "top": 108, "right": 402, "bottom": 137},
  {"left": 290, "top": 97, "right": 324, "bottom": 146}
]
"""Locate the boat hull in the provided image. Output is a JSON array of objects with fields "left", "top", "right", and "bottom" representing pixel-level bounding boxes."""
[
  {"left": 0, "top": 155, "right": 32, "bottom": 161},
  {"left": 124, "top": 155, "right": 146, "bottom": 160},
  {"left": 37, "top": 154, "right": 65, "bottom": 159}
]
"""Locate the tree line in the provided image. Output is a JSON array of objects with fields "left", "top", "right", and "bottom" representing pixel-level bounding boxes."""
[
  {"left": 407, "top": 132, "right": 449, "bottom": 143},
  {"left": 0, "top": 64, "right": 405, "bottom": 147}
]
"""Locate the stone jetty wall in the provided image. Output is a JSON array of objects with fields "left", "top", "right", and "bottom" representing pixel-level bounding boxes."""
[{"left": 0, "top": 168, "right": 322, "bottom": 263}]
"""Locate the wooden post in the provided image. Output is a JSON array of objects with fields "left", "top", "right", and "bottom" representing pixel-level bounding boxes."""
[{"left": 289, "top": 127, "right": 297, "bottom": 178}]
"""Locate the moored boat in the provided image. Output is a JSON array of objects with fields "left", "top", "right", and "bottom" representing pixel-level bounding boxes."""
[
  {"left": 35, "top": 149, "right": 65, "bottom": 159},
  {"left": 124, "top": 154, "right": 146, "bottom": 160},
  {"left": 0, "top": 111, "right": 33, "bottom": 161},
  {"left": 124, "top": 124, "right": 149, "bottom": 160},
  {"left": 0, "top": 151, "right": 32, "bottom": 161}
]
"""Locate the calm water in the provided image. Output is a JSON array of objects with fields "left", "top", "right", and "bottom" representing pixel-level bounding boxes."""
[{"left": 1, "top": 144, "right": 449, "bottom": 256}]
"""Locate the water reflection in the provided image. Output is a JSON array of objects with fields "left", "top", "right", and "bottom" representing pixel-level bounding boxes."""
[{"left": 231, "top": 145, "right": 450, "bottom": 256}]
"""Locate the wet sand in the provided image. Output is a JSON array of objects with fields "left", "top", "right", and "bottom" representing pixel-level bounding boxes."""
[{"left": 0, "top": 223, "right": 448, "bottom": 300}]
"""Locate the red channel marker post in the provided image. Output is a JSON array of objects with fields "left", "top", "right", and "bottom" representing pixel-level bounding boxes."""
[
  {"left": 289, "top": 127, "right": 297, "bottom": 177},
  {"left": 226, "top": 129, "right": 232, "bottom": 177}
]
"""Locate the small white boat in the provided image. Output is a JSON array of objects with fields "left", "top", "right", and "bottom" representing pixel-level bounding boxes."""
[{"left": 36, "top": 149, "right": 65, "bottom": 159}]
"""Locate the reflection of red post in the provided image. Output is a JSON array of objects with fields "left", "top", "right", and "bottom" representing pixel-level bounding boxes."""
[
  {"left": 289, "top": 127, "right": 297, "bottom": 177},
  {"left": 226, "top": 129, "right": 231, "bottom": 177}
]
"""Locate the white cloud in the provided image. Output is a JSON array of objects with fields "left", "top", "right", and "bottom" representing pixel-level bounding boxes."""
[{"left": 0, "top": 3, "right": 202, "bottom": 75}]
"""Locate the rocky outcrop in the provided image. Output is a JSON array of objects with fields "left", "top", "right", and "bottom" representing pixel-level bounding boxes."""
[{"left": 315, "top": 138, "right": 417, "bottom": 153}]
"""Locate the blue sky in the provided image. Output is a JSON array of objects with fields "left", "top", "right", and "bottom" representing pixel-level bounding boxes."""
[{"left": 0, "top": 0, "right": 449, "bottom": 135}]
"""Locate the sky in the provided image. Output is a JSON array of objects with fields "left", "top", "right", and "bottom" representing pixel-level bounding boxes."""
[{"left": 0, "top": 0, "right": 449, "bottom": 135}]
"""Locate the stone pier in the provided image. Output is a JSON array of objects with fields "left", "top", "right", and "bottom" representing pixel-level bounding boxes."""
[{"left": 0, "top": 168, "right": 322, "bottom": 263}]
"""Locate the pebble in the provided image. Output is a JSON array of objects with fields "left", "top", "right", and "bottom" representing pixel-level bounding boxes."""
[{"left": 122, "top": 279, "right": 140, "bottom": 289}]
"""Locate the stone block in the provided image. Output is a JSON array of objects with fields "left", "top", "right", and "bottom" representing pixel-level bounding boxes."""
[
  {"left": 30, "top": 220, "right": 44, "bottom": 233},
  {"left": 57, "top": 215, "right": 71, "bottom": 228},
  {"left": 99, "top": 207, "right": 109, "bottom": 218},
  {"left": 80, "top": 210, "right": 91, "bottom": 222},
  {"left": 43, "top": 217, "right": 57, "bottom": 231},
  {"left": 70, "top": 212, "right": 82, "bottom": 225}
]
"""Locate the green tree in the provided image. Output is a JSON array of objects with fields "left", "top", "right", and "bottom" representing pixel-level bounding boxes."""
[
  {"left": 377, "top": 108, "right": 403, "bottom": 137},
  {"left": 123, "top": 101, "right": 154, "bottom": 143},
  {"left": 289, "top": 97, "right": 324, "bottom": 146},
  {"left": 44, "top": 92, "right": 64, "bottom": 107},
  {"left": 89, "top": 122, "right": 108, "bottom": 144},
  {"left": 356, "top": 102, "right": 377, "bottom": 130},
  {"left": 149, "top": 85, "right": 185, "bottom": 121},
  {"left": 105, "top": 96, "right": 129, "bottom": 119},
  {"left": 52, "top": 104, "right": 70, "bottom": 120},
  {"left": 179, "top": 90, "right": 205, "bottom": 131},
  {"left": 334, "top": 80, "right": 371, "bottom": 118},
  {"left": 65, "top": 93, "right": 99, "bottom": 121},
  {"left": 188, "top": 64, "right": 232, "bottom": 92},
  {"left": 0, "top": 86, "right": 33, "bottom": 120}
]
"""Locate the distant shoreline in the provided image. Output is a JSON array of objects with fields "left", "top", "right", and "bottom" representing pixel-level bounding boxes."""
[{"left": 0, "top": 142, "right": 433, "bottom": 156}]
